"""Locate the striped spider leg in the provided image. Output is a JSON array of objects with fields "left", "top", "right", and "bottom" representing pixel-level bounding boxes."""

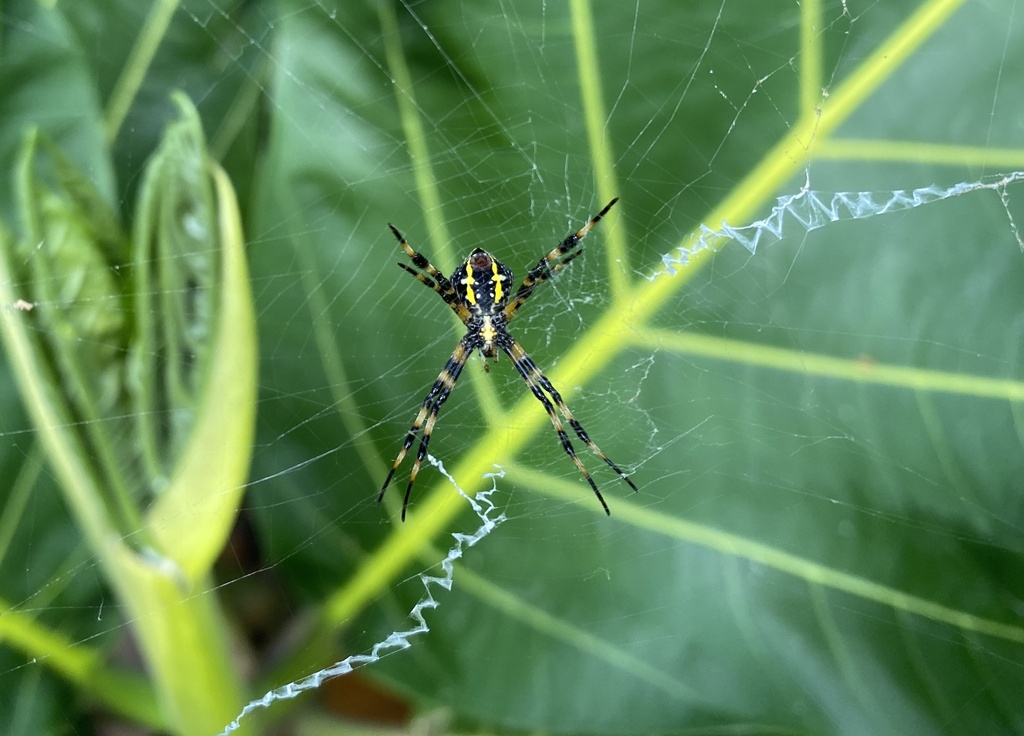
[
  {"left": 502, "top": 197, "right": 618, "bottom": 321},
  {"left": 498, "top": 335, "right": 638, "bottom": 515}
]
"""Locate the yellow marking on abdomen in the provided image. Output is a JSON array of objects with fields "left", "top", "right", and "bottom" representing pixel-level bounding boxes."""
[
  {"left": 491, "top": 260, "right": 503, "bottom": 303},
  {"left": 461, "top": 262, "right": 477, "bottom": 305}
]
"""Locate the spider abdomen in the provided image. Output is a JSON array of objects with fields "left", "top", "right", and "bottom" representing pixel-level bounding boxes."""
[{"left": 452, "top": 248, "right": 513, "bottom": 312}]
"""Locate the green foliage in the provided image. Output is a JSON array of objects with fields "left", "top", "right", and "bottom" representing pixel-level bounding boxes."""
[
  {"left": 1, "top": 0, "right": 1023, "bottom": 735},
  {"left": 0, "top": 27, "right": 257, "bottom": 735}
]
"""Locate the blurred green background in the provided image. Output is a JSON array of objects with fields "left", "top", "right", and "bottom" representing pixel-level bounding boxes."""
[{"left": 1, "top": 0, "right": 1022, "bottom": 734}]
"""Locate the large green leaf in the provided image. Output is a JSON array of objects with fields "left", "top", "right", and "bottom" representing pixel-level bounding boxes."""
[
  {"left": 247, "top": 0, "right": 1024, "bottom": 734},
  {"left": 0, "top": 0, "right": 1022, "bottom": 734}
]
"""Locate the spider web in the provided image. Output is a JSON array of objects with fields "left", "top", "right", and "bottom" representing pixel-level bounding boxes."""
[{"left": 1, "top": 0, "right": 1023, "bottom": 735}]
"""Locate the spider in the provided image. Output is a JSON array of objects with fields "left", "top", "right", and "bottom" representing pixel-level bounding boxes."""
[{"left": 378, "top": 198, "right": 638, "bottom": 520}]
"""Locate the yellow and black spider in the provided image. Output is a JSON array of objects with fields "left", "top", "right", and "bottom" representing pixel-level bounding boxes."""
[{"left": 378, "top": 198, "right": 638, "bottom": 520}]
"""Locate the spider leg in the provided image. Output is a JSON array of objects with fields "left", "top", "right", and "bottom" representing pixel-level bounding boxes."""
[
  {"left": 379, "top": 339, "right": 473, "bottom": 520},
  {"left": 503, "top": 198, "right": 618, "bottom": 321},
  {"left": 389, "top": 224, "right": 470, "bottom": 322},
  {"left": 501, "top": 337, "right": 637, "bottom": 514},
  {"left": 397, "top": 262, "right": 443, "bottom": 293}
]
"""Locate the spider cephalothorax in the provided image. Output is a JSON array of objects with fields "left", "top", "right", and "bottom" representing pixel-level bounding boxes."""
[{"left": 379, "top": 199, "right": 637, "bottom": 520}]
